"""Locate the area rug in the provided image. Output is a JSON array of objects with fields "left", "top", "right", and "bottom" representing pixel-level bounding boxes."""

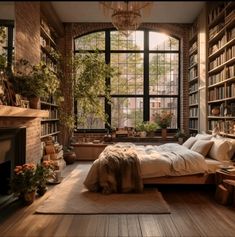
[{"left": 36, "top": 163, "right": 170, "bottom": 214}]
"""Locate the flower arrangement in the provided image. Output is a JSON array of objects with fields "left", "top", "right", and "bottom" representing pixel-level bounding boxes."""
[
  {"left": 11, "top": 160, "right": 57, "bottom": 197},
  {"left": 154, "top": 111, "right": 173, "bottom": 129},
  {"left": 11, "top": 163, "right": 38, "bottom": 196}
]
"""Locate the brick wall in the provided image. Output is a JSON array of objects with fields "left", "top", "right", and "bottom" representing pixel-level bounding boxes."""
[
  {"left": 0, "top": 118, "right": 42, "bottom": 164},
  {"left": 15, "top": 1, "right": 40, "bottom": 65},
  {"left": 62, "top": 22, "right": 191, "bottom": 135}
]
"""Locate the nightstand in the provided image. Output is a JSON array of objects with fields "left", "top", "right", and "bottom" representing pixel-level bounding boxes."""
[
  {"left": 215, "top": 168, "right": 235, "bottom": 205},
  {"left": 215, "top": 168, "right": 235, "bottom": 185}
]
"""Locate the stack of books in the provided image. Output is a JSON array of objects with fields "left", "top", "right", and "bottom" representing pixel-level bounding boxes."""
[{"left": 220, "top": 166, "right": 235, "bottom": 175}]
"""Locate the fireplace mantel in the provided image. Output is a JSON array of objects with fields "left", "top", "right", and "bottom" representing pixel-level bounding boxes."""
[{"left": 0, "top": 105, "right": 49, "bottom": 118}]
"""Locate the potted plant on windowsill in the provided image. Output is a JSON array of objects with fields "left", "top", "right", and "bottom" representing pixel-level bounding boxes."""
[{"left": 175, "top": 129, "right": 187, "bottom": 144}]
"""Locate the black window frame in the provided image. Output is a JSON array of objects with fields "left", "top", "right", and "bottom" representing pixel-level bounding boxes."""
[{"left": 74, "top": 29, "right": 181, "bottom": 133}]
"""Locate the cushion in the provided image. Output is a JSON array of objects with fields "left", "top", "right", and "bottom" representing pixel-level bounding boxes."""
[
  {"left": 182, "top": 137, "right": 197, "bottom": 149},
  {"left": 195, "top": 133, "right": 214, "bottom": 140},
  {"left": 190, "top": 140, "right": 214, "bottom": 157},
  {"left": 215, "top": 136, "right": 235, "bottom": 160},
  {"left": 208, "top": 137, "right": 232, "bottom": 161}
]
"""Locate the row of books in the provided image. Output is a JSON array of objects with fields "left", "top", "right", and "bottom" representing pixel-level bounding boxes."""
[
  {"left": 189, "top": 42, "right": 197, "bottom": 53},
  {"left": 209, "top": 22, "right": 225, "bottom": 40},
  {"left": 189, "top": 93, "right": 198, "bottom": 105},
  {"left": 189, "top": 82, "right": 198, "bottom": 93},
  {"left": 42, "top": 109, "right": 58, "bottom": 120},
  {"left": 189, "top": 67, "right": 198, "bottom": 80},
  {"left": 227, "top": 27, "right": 235, "bottom": 41},
  {"left": 189, "top": 107, "right": 198, "bottom": 117},
  {"left": 209, "top": 35, "right": 226, "bottom": 55},
  {"left": 189, "top": 119, "right": 198, "bottom": 130},
  {"left": 208, "top": 86, "right": 225, "bottom": 101},
  {"left": 41, "top": 122, "right": 58, "bottom": 136},
  {"left": 209, "top": 52, "right": 226, "bottom": 71},
  {"left": 208, "top": 3, "right": 225, "bottom": 24},
  {"left": 189, "top": 54, "right": 198, "bottom": 66}
]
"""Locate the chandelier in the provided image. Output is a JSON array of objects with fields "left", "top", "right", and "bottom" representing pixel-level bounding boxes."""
[{"left": 100, "top": 1, "right": 152, "bottom": 36}]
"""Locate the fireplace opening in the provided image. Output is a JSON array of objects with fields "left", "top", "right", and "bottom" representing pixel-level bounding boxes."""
[{"left": 0, "top": 127, "right": 26, "bottom": 204}]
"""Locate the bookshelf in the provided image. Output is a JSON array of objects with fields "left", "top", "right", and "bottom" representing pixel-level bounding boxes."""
[
  {"left": 188, "top": 18, "right": 199, "bottom": 136},
  {"left": 40, "top": 18, "right": 60, "bottom": 142},
  {"left": 207, "top": 1, "right": 235, "bottom": 137}
]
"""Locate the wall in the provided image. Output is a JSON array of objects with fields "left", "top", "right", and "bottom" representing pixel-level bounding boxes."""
[
  {"left": 15, "top": 1, "right": 40, "bottom": 65},
  {"left": 62, "top": 22, "right": 190, "bottom": 135}
]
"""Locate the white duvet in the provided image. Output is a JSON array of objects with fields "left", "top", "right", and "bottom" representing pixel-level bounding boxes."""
[{"left": 104, "top": 142, "right": 208, "bottom": 179}]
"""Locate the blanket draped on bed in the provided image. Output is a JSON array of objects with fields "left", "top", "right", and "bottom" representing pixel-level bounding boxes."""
[{"left": 83, "top": 144, "right": 143, "bottom": 194}]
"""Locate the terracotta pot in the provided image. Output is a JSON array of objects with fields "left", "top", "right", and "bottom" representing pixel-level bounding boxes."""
[
  {"left": 161, "top": 128, "right": 167, "bottom": 139},
  {"left": 64, "top": 151, "right": 76, "bottom": 165},
  {"left": 23, "top": 191, "right": 36, "bottom": 205},
  {"left": 29, "top": 97, "right": 40, "bottom": 109}
]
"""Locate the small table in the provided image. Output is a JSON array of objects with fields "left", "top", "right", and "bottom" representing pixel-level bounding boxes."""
[
  {"left": 215, "top": 168, "right": 235, "bottom": 205},
  {"left": 215, "top": 168, "right": 235, "bottom": 185}
]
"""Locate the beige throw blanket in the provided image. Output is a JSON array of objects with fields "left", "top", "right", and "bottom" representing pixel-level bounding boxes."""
[{"left": 83, "top": 144, "right": 143, "bottom": 194}]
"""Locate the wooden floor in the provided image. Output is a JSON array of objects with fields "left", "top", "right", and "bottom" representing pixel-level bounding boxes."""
[{"left": 1, "top": 162, "right": 235, "bottom": 237}]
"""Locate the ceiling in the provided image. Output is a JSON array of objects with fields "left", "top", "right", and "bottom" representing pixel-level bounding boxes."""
[{"left": 51, "top": 1, "right": 206, "bottom": 24}]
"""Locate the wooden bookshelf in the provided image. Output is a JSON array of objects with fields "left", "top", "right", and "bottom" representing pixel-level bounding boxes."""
[
  {"left": 207, "top": 1, "right": 235, "bottom": 137},
  {"left": 188, "top": 17, "right": 199, "bottom": 136}
]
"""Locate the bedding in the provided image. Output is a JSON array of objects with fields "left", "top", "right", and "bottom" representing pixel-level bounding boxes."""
[{"left": 84, "top": 142, "right": 209, "bottom": 193}]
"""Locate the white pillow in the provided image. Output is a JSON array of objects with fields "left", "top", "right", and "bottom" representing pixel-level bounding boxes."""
[
  {"left": 182, "top": 137, "right": 197, "bottom": 149},
  {"left": 195, "top": 134, "right": 214, "bottom": 140},
  {"left": 190, "top": 140, "right": 214, "bottom": 157},
  {"left": 208, "top": 137, "right": 231, "bottom": 161},
  {"left": 214, "top": 136, "right": 235, "bottom": 160}
]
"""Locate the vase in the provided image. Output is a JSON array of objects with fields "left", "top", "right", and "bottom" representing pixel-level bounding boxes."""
[
  {"left": 161, "top": 128, "right": 167, "bottom": 139},
  {"left": 23, "top": 191, "right": 36, "bottom": 205},
  {"left": 64, "top": 151, "right": 76, "bottom": 165}
]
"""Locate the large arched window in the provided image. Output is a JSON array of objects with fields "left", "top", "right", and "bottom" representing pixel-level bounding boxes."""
[{"left": 74, "top": 30, "right": 180, "bottom": 130}]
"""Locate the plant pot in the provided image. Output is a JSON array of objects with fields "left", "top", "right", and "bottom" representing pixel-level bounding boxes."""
[
  {"left": 22, "top": 191, "right": 36, "bottom": 205},
  {"left": 178, "top": 137, "right": 184, "bottom": 145},
  {"left": 37, "top": 185, "right": 47, "bottom": 196},
  {"left": 29, "top": 97, "right": 40, "bottom": 109},
  {"left": 64, "top": 151, "right": 76, "bottom": 165},
  {"left": 161, "top": 128, "right": 167, "bottom": 139},
  {"left": 140, "top": 131, "right": 147, "bottom": 137},
  {"left": 147, "top": 131, "right": 155, "bottom": 137}
]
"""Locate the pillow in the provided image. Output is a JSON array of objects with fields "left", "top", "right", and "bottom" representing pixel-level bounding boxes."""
[
  {"left": 208, "top": 137, "right": 231, "bottom": 161},
  {"left": 190, "top": 140, "right": 214, "bottom": 157},
  {"left": 195, "top": 133, "right": 214, "bottom": 140},
  {"left": 214, "top": 136, "right": 235, "bottom": 160},
  {"left": 182, "top": 137, "right": 197, "bottom": 149}
]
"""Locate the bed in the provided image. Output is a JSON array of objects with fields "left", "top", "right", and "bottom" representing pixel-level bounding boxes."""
[{"left": 84, "top": 134, "right": 235, "bottom": 193}]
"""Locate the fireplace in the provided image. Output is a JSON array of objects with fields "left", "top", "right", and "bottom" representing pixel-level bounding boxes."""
[{"left": 0, "top": 127, "right": 26, "bottom": 195}]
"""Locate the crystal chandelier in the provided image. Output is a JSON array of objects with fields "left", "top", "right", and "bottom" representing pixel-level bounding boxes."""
[{"left": 100, "top": 1, "right": 152, "bottom": 36}]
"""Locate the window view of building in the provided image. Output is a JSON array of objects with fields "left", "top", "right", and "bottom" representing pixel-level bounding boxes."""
[{"left": 74, "top": 30, "right": 179, "bottom": 130}]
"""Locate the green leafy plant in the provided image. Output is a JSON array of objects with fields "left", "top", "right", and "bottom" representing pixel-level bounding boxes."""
[
  {"left": 11, "top": 59, "right": 60, "bottom": 99},
  {"left": 135, "top": 121, "right": 158, "bottom": 132},
  {"left": 73, "top": 49, "right": 117, "bottom": 128},
  {"left": 175, "top": 129, "right": 187, "bottom": 139}
]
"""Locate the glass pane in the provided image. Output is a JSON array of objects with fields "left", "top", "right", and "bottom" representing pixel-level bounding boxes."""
[
  {"left": 0, "top": 26, "right": 7, "bottom": 62},
  {"left": 111, "top": 97, "right": 143, "bottom": 128},
  {"left": 74, "top": 31, "right": 105, "bottom": 50},
  {"left": 149, "top": 53, "right": 178, "bottom": 95},
  {"left": 149, "top": 32, "right": 179, "bottom": 51},
  {"left": 150, "top": 98, "right": 178, "bottom": 129},
  {"left": 110, "top": 53, "right": 144, "bottom": 95},
  {"left": 111, "top": 31, "right": 144, "bottom": 50},
  {"left": 76, "top": 98, "right": 105, "bottom": 129}
]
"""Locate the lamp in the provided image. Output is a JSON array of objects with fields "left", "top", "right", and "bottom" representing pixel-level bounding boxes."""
[{"left": 100, "top": 1, "right": 152, "bottom": 36}]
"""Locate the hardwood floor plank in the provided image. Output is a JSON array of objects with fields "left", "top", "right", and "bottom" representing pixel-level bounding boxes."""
[
  {"left": 139, "top": 214, "right": 162, "bottom": 237},
  {"left": 126, "top": 215, "right": 142, "bottom": 237},
  {"left": 118, "top": 215, "right": 129, "bottom": 237}
]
